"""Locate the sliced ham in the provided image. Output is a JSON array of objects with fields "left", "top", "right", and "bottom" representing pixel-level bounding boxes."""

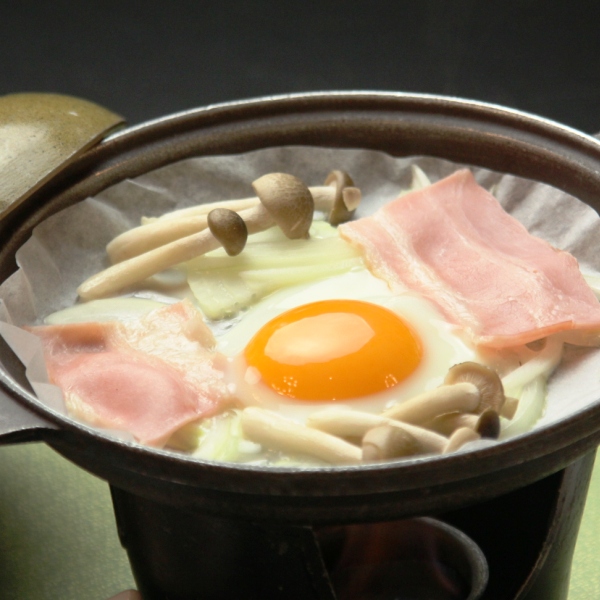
[
  {"left": 30, "top": 299, "right": 231, "bottom": 446},
  {"left": 339, "top": 169, "right": 600, "bottom": 348}
]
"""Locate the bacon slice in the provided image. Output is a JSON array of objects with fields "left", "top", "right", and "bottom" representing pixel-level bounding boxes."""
[
  {"left": 339, "top": 169, "right": 600, "bottom": 348},
  {"left": 30, "top": 300, "right": 230, "bottom": 446}
]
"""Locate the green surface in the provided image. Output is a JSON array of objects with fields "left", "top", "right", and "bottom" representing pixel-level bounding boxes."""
[
  {"left": 569, "top": 448, "right": 600, "bottom": 599},
  {"left": 0, "top": 444, "right": 135, "bottom": 600},
  {"left": 0, "top": 442, "right": 598, "bottom": 599}
]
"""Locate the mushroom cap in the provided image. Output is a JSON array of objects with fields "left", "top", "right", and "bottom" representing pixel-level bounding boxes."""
[
  {"left": 324, "top": 170, "right": 362, "bottom": 225},
  {"left": 444, "top": 362, "right": 505, "bottom": 414},
  {"left": 251, "top": 173, "right": 314, "bottom": 239},
  {"left": 207, "top": 208, "right": 248, "bottom": 256},
  {"left": 475, "top": 409, "right": 501, "bottom": 439}
]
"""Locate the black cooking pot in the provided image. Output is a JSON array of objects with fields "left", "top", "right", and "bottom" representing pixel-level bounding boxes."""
[{"left": 0, "top": 92, "right": 599, "bottom": 599}]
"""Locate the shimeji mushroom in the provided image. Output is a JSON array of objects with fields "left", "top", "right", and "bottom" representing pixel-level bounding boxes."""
[
  {"left": 426, "top": 408, "right": 501, "bottom": 439},
  {"left": 77, "top": 173, "right": 314, "bottom": 300},
  {"left": 207, "top": 208, "right": 248, "bottom": 256},
  {"left": 307, "top": 407, "right": 448, "bottom": 452},
  {"left": 442, "top": 427, "right": 481, "bottom": 454},
  {"left": 361, "top": 421, "right": 480, "bottom": 459},
  {"left": 361, "top": 421, "right": 448, "bottom": 461},
  {"left": 443, "top": 362, "right": 506, "bottom": 415},
  {"left": 248, "top": 172, "right": 314, "bottom": 239},
  {"left": 381, "top": 382, "right": 481, "bottom": 425},
  {"left": 362, "top": 424, "right": 421, "bottom": 461},
  {"left": 380, "top": 364, "right": 506, "bottom": 434},
  {"left": 322, "top": 170, "right": 361, "bottom": 225},
  {"left": 107, "top": 169, "right": 361, "bottom": 263},
  {"left": 242, "top": 406, "right": 451, "bottom": 465},
  {"left": 150, "top": 168, "right": 359, "bottom": 224},
  {"left": 240, "top": 407, "right": 362, "bottom": 465}
]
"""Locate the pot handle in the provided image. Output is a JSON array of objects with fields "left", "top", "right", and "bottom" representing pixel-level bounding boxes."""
[{"left": 0, "top": 386, "right": 58, "bottom": 444}]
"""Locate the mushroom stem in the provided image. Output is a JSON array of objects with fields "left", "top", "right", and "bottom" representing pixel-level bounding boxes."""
[
  {"left": 425, "top": 412, "right": 478, "bottom": 436},
  {"left": 107, "top": 199, "right": 288, "bottom": 263},
  {"left": 107, "top": 213, "right": 211, "bottom": 263},
  {"left": 381, "top": 382, "right": 480, "bottom": 425},
  {"left": 239, "top": 202, "right": 279, "bottom": 235},
  {"left": 108, "top": 177, "right": 360, "bottom": 263},
  {"left": 79, "top": 208, "right": 270, "bottom": 300},
  {"left": 442, "top": 427, "right": 481, "bottom": 454},
  {"left": 444, "top": 362, "right": 506, "bottom": 415},
  {"left": 307, "top": 407, "right": 448, "bottom": 452},
  {"left": 78, "top": 227, "right": 224, "bottom": 300},
  {"left": 148, "top": 186, "right": 339, "bottom": 223},
  {"left": 425, "top": 409, "right": 501, "bottom": 439},
  {"left": 148, "top": 197, "right": 262, "bottom": 223},
  {"left": 362, "top": 425, "right": 421, "bottom": 461},
  {"left": 78, "top": 174, "right": 315, "bottom": 300},
  {"left": 241, "top": 407, "right": 362, "bottom": 465},
  {"left": 307, "top": 407, "right": 390, "bottom": 437}
]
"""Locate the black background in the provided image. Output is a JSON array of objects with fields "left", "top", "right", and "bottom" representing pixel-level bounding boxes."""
[{"left": 2, "top": 1, "right": 600, "bottom": 132}]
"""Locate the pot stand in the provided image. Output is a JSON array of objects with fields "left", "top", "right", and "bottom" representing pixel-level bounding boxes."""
[
  {"left": 441, "top": 450, "right": 595, "bottom": 600},
  {"left": 110, "top": 450, "right": 593, "bottom": 600}
]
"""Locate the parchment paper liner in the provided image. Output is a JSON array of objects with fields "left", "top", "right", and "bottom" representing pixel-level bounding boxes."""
[{"left": 2, "top": 146, "right": 600, "bottom": 452}]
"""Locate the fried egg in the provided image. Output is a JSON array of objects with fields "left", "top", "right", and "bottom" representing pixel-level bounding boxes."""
[
  {"left": 216, "top": 269, "right": 478, "bottom": 422},
  {"left": 44, "top": 266, "right": 479, "bottom": 428}
]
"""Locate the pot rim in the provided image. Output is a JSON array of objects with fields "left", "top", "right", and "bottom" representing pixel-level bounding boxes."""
[
  {"left": 1, "top": 90, "right": 600, "bottom": 514},
  {"left": 105, "top": 89, "right": 596, "bottom": 143}
]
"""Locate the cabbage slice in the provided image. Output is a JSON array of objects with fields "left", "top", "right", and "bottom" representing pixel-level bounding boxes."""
[
  {"left": 500, "top": 337, "right": 564, "bottom": 438},
  {"left": 183, "top": 221, "right": 362, "bottom": 319},
  {"left": 44, "top": 297, "right": 165, "bottom": 325}
]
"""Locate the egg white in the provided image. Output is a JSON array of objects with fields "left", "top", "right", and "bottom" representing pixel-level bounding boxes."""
[
  {"left": 216, "top": 268, "right": 479, "bottom": 423},
  {"left": 44, "top": 268, "right": 480, "bottom": 427}
]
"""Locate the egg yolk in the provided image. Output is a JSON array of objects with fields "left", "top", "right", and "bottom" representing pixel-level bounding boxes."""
[{"left": 244, "top": 299, "right": 422, "bottom": 401}]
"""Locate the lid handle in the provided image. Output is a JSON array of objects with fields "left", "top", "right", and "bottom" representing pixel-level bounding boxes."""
[{"left": 0, "top": 92, "right": 124, "bottom": 219}]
